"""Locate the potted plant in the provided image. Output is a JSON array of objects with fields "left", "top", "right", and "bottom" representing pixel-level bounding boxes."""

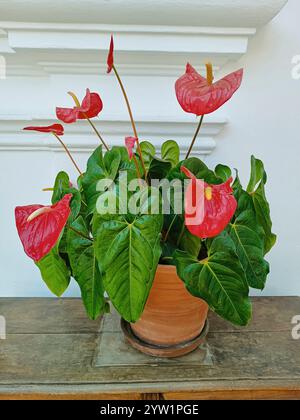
[{"left": 15, "top": 36, "right": 276, "bottom": 358}]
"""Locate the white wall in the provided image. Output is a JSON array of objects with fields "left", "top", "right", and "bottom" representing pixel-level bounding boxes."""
[
  {"left": 207, "top": 0, "right": 300, "bottom": 296},
  {"left": 0, "top": 0, "right": 298, "bottom": 297}
]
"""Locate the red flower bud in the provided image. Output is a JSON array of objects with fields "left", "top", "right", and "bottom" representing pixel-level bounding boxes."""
[
  {"left": 107, "top": 35, "right": 114, "bottom": 74},
  {"left": 125, "top": 136, "right": 137, "bottom": 160}
]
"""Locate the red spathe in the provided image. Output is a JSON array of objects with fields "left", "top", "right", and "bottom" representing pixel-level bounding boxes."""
[
  {"left": 15, "top": 194, "right": 72, "bottom": 262},
  {"left": 23, "top": 124, "right": 64, "bottom": 136},
  {"left": 181, "top": 166, "right": 237, "bottom": 239},
  {"left": 56, "top": 89, "right": 103, "bottom": 124},
  {"left": 175, "top": 63, "right": 243, "bottom": 116}
]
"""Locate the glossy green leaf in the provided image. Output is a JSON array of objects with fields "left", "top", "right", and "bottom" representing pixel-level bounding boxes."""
[
  {"left": 51, "top": 171, "right": 82, "bottom": 222},
  {"left": 164, "top": 214, "right": 201, "bottom": 259},
  {"left": 178, "top": 226, "right": 201, "bottom": 257},
  {"left": 161, "top": 140, "right": 180, "bottom": 168},
  {"left": 228, "top": 209, "right": 270, "bottom": 290},
  {"left": 117, "top": 146, "right": 143, "bottom": 183},
  {"left": 82, "top": 146, "right": 121, "bottom": 215},
  {"left": 215, "top": 164, "right": 232, "bottom": 182},
  {"left": 36, "top": 243, "right": 70, "bottom": 297},
  {"left": 247, "top": 156, "right": 276, "bottom": 254},
  {"left": 247, "top": 155, "right": 266, "bottom": 192},
  {"left": 67, "top": 217, "right": 107, "bottom": 320},
  {"left": 174, "top": 233, "right": 252, "bottom": 327},
  {"left": 94, "top": 212, "right": 163, "bottom": 322},
  {"left": 169, "top": 157, "right": 222, "bottom": 185},
  {"left": 140, "top": 141, "right": 156, "bottom": 171},
  {"left": 148, "top": 156, "right": 172, "bottom": 180}
]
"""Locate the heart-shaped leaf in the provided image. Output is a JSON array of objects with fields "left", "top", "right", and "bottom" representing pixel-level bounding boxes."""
[
  {"left": 140, "top": 141, "right": 156, "bottom": 170},
  {"left": 94, "top": 209, "right": 163, "bottom": 322},
  {"left": 52, "top": 171, "right": 81, "bottom": 222},
  {"left": 82, "top": 146, "right": 121, "bottom": 215},
  {"left": 215, "top": 164, "right": 232, "bottom": 182},
  {"left": 169, "top": 157, "right": 222, "bottom": 185},
  {"left": 228, "top": 209, "right": 270, "bottom": 290},
  {"left": 67, "top": 216, "right": 107, "bottom": 320},
  {"left": 148, "top": 156, "right": 172, "bottom": 180},
  {"left": 247, "top": 156, "right": 276, "bottom": 254},
  {"left": 174, "top": 232, "right": 252, "bottom": 327},
  {"left": 161, "top": 140, "right": 180, "bottom": 168},
  {"left": 36, "top": 243, "right": 70, "bottom": 297}
]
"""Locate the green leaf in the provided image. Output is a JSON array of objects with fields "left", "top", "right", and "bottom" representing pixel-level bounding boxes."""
[
  {"left": 148, "top": 156, "right": 172, "bottom": 180},
  {"left": 67, "top": 217, "right": 107, "bottom": 320},
  {"left": 140, "top": 141, "right": 156, "bottom": 170},
  {"left": 228, "top": 209, "right": 270, "bottom": 290},
  {"left": 247, "top": 156, "right": 276, "bottom": 254},
  {"left": 164, "top": 214, "right": 201, "bottom": 258},
  {"left": 160, "top": 241, "right": 177, "bottom": 265},
  {"left": 51, "top": 171, "right": 81, "bottom": 222},
  {"left": 247, "top": 155, "right": 267, "bottom": 192},
  {"left": 161, "top": 140, "right": 180, "bottom": 168},
  {"left": 178, "top": 227, "right": 201, "bottom": 257},
  {"left": 36, "top": 244, "right": 70, "bottom": 297},
  {"left": 252, "top": 182, "right": 277, "bottom": 254},
  {"left": 52, "top": 171, "right": 70, "bottom": 203},
  {"left": 94, "top": 211, "right": 163, "bottom": 322},
  {"left": 117, "top": 146, "right": 142, "bottom": 183},
  {"left": 174, "top": 233, "right": 252, "bottom": 327},
  {"left": 169, "top": 157, "right": 222, "bottom": 185},
  {"left": 215, "top": 164, "right": 232, "bottom": 182},
  {"left": 82, "top": 146, "right": 121, "bottom": 215}
]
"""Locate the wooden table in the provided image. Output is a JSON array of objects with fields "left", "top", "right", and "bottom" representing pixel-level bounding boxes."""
[{"left": 0, "top": 297, "right": 299, "bottom": 400}]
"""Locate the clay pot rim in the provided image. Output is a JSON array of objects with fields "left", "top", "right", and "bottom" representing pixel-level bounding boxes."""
[
  {"left": 156, "top": 264, "right": 177, "bottom": 273},
  {"left": 122, "top": 318, "right": 209, "bottom": 354}
]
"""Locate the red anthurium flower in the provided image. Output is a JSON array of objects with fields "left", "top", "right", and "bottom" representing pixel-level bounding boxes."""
[
  {"left": 125, "top": 136, "right": 137, "bottom": 160},
  {"left": 15, "top": 194, "right": 72, "bottom": 262},
  {"left": 23, "top": 124, "right": 64, "bottom": 136},
  {"left": 107, "top": 35, "right": 114, "bottom": 74},
  {"left": 175, "top": 63, "right": 243, "bottom": 116},
  {"left": 181, "top": 166, "right": 237, "bottom": 239},
  {"left": 56, "top": 89, "right": 103, "bottom": 124}
]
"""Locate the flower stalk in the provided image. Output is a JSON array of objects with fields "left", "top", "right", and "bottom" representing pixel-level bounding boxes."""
[
  {"left": 52, "top": 132, "right": 83, "bottom": 176},
  {"left": 112, "top": 65, "right": 147, "bottom": 178},
  {"left": 185, "top": 115, "right": 204, "bottom": 160}
]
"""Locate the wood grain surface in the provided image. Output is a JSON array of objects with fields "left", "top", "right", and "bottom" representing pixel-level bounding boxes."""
[{"left": 0, "top": 297, "right": 299, "bottom": 400}]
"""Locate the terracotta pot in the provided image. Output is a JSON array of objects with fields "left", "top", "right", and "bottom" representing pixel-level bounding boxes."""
[{"left": 127, "top": 265, "right": 208, "bottom": 357}]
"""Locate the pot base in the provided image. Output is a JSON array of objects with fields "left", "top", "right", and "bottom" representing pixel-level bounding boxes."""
[{"left": 121, "top": 318, "right": 209, "bottom": 358}]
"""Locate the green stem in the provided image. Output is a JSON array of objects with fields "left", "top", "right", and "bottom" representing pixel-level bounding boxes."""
[
  {"left": 112, "top": 65, "right": 147, "bottom": 179},
  {"left": 163, "top": 214, "right": 178, "bottom": 243},
  {"left": 133, "top": 154, "right": 142, "bottom": 180},
  {"left": 176, "top": 222, "right": 186, "bottom": 247},
  {"left": 185, "top": 115, "right": 204, "bottom": 160}
]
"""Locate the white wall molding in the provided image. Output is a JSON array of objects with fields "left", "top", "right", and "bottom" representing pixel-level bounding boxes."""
[
  {"left": 0, "top": 115, "right": 226, "bottom": 157},
  {"left": 0, "top": 22, "right": 256, "bottom": 77},
  {"left": 0, "top": 1, "right": 288, "bottom": 27}
]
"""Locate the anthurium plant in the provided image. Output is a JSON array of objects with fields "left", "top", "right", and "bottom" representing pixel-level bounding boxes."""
[{"left": 15, "top": 36, "right": 276, "bottom": 327}]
